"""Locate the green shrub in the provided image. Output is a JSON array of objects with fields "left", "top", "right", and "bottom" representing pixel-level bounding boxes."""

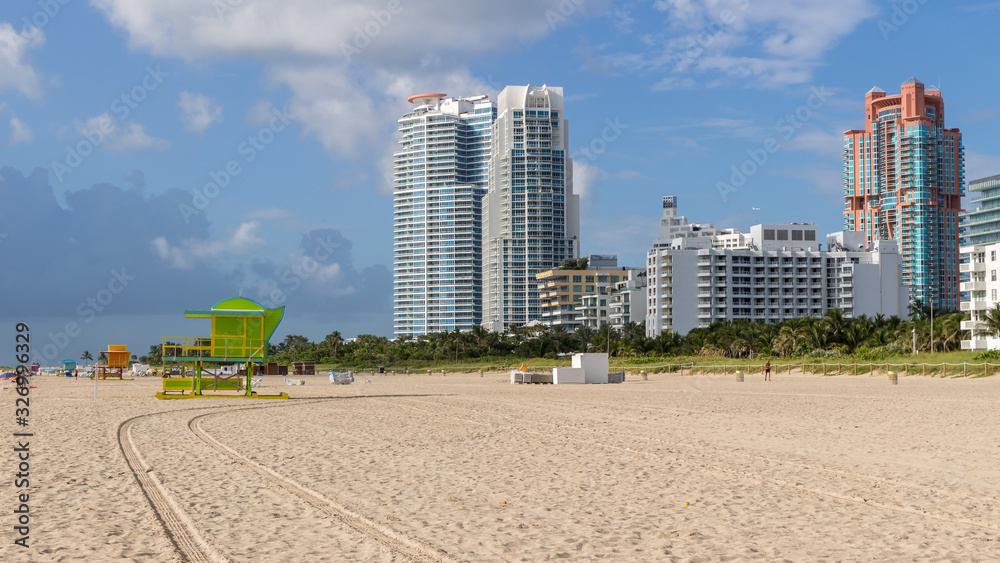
[{"left": 972, "top": 349, "right": 1000, "bottom": 361}]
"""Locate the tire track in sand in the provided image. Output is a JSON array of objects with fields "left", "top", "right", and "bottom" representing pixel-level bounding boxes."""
[
  {"left": 118, "top": 409, "right": 232, "bottom": 563},
  {"left": 187, "top": 406, "right": 460, "bottom": 563}
]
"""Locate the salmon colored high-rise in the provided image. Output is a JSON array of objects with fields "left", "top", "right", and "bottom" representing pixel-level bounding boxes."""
[{"left": 843, "top": 78, "right": 964, "bottom": 311}]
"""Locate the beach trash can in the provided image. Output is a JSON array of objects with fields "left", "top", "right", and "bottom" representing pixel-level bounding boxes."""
[
  {"left": 641, "top": 370, "right": 648, "bottom": 381},
  {"left": 736, "top": 371, "right": 744, "bottom": 382},
  {"left": 888, "top": 371, "right": 897, "bottom": 385}
]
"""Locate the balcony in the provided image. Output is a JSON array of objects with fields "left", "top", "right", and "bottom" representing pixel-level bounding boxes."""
[
  {"left": 961, "top": 262, "right": 986, "bottom": 273},
  {"left": 961, "top": 281, "right": 987, "bottom": 292},
  {"left": 961, "top": 340, "right": 989, "bottom": 350},
  {"left": 961, "top": 301, "right": 988, "bottom": 312},
  {"left": 961, "top": 320, "right": 980, "bottom": 331}
]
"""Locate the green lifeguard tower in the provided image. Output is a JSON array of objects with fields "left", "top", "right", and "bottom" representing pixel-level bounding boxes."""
[{"left": 157, "top": 297, "right": 288, "bottom": 399}]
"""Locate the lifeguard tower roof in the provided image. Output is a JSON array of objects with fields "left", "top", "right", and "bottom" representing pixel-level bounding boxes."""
[{"left": 163, "top": 297, "right": 284, "bottom": 363}]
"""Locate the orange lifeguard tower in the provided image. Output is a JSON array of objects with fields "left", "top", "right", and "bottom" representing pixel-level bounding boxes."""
[{"left": 93, "top": 344, "right": 132, "bottom": 380}]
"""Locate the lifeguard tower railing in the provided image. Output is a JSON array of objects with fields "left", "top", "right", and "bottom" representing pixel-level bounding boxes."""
[{"left": 161, "top": 337, "right": 265, "bottom": 362}]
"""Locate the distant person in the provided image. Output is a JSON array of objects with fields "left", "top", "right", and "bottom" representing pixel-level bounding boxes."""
[{"left": 764, "top": 360, "right": 771, "bottom": 382}]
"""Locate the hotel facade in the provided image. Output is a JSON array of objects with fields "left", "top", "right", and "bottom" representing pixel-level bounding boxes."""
[{"left": 646, "top": 200, "right": 909, "bottom": 337}]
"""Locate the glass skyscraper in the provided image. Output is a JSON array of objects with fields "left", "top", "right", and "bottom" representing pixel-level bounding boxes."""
[
  {"left": 392, "top": 94, "right": 496, "bottom": 337},
  {"left": 482, "top": 85, "right": 579, "bottom": 332},
  {"left": 843, "top": 78, "right": 965, "bottom": 310},
  {"left": 962, "top": 175, "right": 1000, "bottom": 246}
]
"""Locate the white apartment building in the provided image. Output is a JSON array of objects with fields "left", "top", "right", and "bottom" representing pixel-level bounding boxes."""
[
  {"left": 646, "top": 222, "right": 909, "bottom": 337},
  {"left": 393, "top": 94, "right": 495, "bottom": 336},
  {"left": 483, "top": 85, "right": 579, "bottom": 332},
  {"left": 608, "top": 270, "right": 647, "bottom": 329},
  {"left": 960, "top": 243, "right": 1000, "bottom": 350},
  {"left": 652, "top": 195, "right": 741, "bottom": 250},
  {"left": 577, "top": 287, "right": 609, "bottom": 329}
]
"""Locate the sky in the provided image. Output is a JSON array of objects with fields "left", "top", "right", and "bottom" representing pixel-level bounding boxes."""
[{"left": 2, "top": 0, "right": 1000, "bottom": 366}]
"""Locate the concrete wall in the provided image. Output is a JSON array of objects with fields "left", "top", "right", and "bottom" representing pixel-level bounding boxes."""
[
  {"left": 553, "top": 367, "right": 585, "bottom": 384},
  {"left": 572, "top": 353, "right": 610, "bottom": 384}
]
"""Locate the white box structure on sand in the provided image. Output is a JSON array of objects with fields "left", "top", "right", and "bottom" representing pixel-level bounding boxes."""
[
  {"left": 573, "top": 353, "right": 610, "bottom": 384},
  {"left": 553, "top": 367, "right": 585, "bottom": 384}
]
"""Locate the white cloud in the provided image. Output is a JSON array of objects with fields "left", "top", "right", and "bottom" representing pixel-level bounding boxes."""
[
  {"left": 651, "top": 77, "right": 695, "bottom": 91},
  {"left": 8, "top": 117, "right": 32, "bottom": 145},
  {"left": 152, "top": 221, "right": 267, "bottom": 270},
  {"left": 245, "top": 100, "right": 275, "bottom": 125},
  {"left": 625, "top": 0, "right": 878, "bottom": 89},
  {"left": 572, "top": 160, "right": 649, "bottom": 201},
  {"left": 91, "top": 0, "right": 587, "bottom": 169},
  {"left": 77, "top": 113, "right": 169, "bottom": 152},
  {"left": 0, "top": 23, "right": 44, "bottom": 98},
  {"left": 178, "top": 91, "right": 223, "bottom": 132}
]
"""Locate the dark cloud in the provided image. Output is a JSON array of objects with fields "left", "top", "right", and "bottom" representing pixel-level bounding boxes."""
[{"left": 0, "top": 166, "right": 391, "bottom": 337}]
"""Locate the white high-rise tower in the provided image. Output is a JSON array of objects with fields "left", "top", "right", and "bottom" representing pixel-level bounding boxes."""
[
  {"left": 482, "top": 85, "right": 579, "bottom": 332},
  {"left": 393, "top": 93, "right": 496, "bottom": 337}
]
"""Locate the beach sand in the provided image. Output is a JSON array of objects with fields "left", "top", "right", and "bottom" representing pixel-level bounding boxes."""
[{"left": 2, "top": 370, "right": 999, "bottom": 561}]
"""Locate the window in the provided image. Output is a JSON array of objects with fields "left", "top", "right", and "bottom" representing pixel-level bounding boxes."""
[
  {"left": 586, "top": 285, "right": 594, "bottom": 293},
  {"left": 764, "top": 229, "right": 775, "bottom": 240},
  {"left": 994, "top": 289, "right": 997, "bottom": 301},
  {"left": 804, "top": 231, "right": 816, "bottom": 241},
  {"left": 573, "top": 285, "right": 582, "bottom": 293},
  {"left": 993, "top": 270, "right": 997, "bottom": 282},
  {"left": 572, "top": 275, "right": 581, "bottom": 282},
  {"left": 792, "top": 230, "right": 803, "bottom": 241},
  {"left": 585, "top": 276, "right": 595, "bottom": 283},
  {"left": 992, "top": 251, "right": 996, "bottom": 262},
  {"left": 777, "top": 230, "right": 789, "bottom": 241}
]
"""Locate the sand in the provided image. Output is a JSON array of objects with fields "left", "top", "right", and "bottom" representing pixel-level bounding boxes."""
[{"left": 1, "top": 370, "right": 999, "bottom": 562}]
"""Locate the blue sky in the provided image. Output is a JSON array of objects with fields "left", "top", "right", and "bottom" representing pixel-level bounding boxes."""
[{"left": 2, "top": 0, "right": 999, "bottom": 366}]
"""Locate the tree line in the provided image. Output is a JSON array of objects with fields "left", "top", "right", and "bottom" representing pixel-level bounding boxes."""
[{"left": 129, "top": 300, "right": 993, "bottom": 368}]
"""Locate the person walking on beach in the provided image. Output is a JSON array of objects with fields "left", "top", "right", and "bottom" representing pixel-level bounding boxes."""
[{"left": 764, "top": 360, "right": 771, "bottom": 382}]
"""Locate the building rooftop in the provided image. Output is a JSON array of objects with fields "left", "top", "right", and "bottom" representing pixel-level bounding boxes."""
[{"left": 902, "top": 76, "right": 923, "bottom": 85}]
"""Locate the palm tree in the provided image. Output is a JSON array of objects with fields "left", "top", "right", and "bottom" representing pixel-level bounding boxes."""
[
  {"left": 822, "top": 309, "right": 848, "bottom": 344},
  {"left": 573, "top": 325, "right": 595, "bottom": 352},
  {"left": 323, "top": 330, "right": 344, "bottom": 359},
  {"left": 975, "top": 304, "right": 1000, "bottom": 342},
  {"left": 80, "top": 350, "right": 93, "bottom": 366}
]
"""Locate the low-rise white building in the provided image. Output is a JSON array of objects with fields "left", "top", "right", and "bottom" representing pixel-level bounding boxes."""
[
  {"left": 646, "top": 214, "right": 909, "bottom": 337},
  {"left": 577, "top": 287, "right": 609, "bottom": 329},
  {"left": 960, "top": 243, "right": 1000, "bottom": 350},
  {"left": 608, "top": 270, "right": 647, "bottom": 329}
]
